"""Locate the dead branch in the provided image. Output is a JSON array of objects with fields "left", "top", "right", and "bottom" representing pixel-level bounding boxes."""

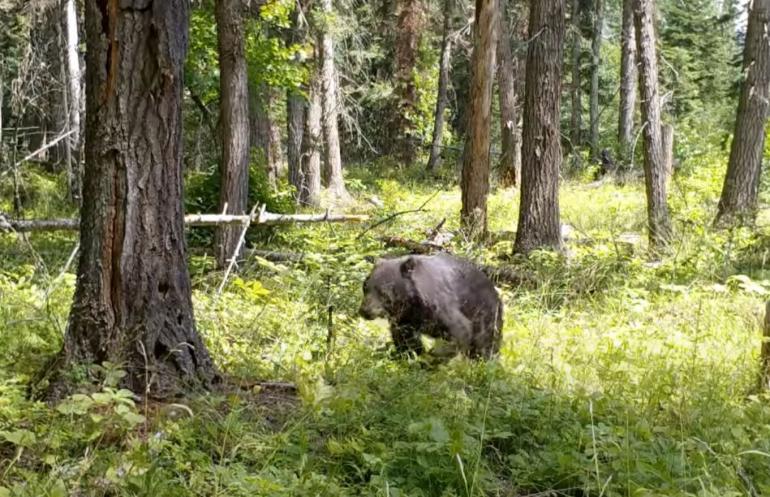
[
  {"left": 380, "top": 236, "right": 447, "bottom": 254},
  {"left": 426, "top": 218, "right": 447, "bottom": 241},
  {"left": 357, "top": 191, "right": 440, "bottom": 239},
  {"left": 15, "top": 129, "right": 77, "bottom": 167}
]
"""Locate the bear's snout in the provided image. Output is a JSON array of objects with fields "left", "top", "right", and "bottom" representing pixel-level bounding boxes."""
[{"left": 359, "top": 304, "right": 375, "bottom": 320}]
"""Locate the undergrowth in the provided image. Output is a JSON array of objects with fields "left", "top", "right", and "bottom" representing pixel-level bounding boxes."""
[{"left": 2, "top": 156, "right": 770, "bottom": 496}]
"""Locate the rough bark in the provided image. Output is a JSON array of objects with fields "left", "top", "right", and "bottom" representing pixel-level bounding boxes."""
[
  {"left": 514, "top": 0, "right": 565, "bottom": 255},
  {"left": 716, "top": 0, "right": 770, "bottom": 225},
  {"left": 460, "top": 0, "right": 499, "bottom": 240},
  {"left": 56, "top": 0, "right": 218, "bottom": 399},
  {"left": 426, "top": 0, "right": 454, "bottom": 173},
  {"left": 570, "top": 0, "right": 582, "bottom": 160},
  {"left": 634, "top": 0, "right": 672, "bottom": 249},
  {"left": 299, "top": 58, "right": 323, "bottom": 207},
  {"left": 393, "top": 0, "right": 424, "bottom": 163},
  {"left": 662, "top": 122, "right": 674, "bottom": 185},
  {"left": 589, "top": 0, "right": 603, "bottom": 160},
  {"left": 618, "top": 0, "right": 637, "bottom": 164},
  {"left": 215, "top": 0, "right": 251, "bottom": 269},
  {"left": 317, "top": 0, "right": 349, "bottom": 201},
  {"left": 497, "top": 0, "right": 521, "bottom": 187}
]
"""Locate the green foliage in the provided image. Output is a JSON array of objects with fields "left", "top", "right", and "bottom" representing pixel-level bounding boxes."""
[
  {"left": 659, "top": 0, "right": 741, "bottom": 134},
  {"left": 5, "top": 152, "right": 770, "bottom": 495}
]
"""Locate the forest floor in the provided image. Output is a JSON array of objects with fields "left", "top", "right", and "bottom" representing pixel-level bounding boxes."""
[{"left": 2, "top": 158, "right": 770, "bottom": 496}]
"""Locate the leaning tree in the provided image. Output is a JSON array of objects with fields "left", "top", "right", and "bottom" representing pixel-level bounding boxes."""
[{"left": 47, "top": 0, "right": 218, "bottom": 398}]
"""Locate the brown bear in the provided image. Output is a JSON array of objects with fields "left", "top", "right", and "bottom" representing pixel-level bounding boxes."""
[{"left": 358, "top": 253, "right": 503, "bottom": 358}]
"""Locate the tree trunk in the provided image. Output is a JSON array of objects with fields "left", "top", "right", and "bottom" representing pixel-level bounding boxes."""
[
  {"left": 514, "top": 0, "right": 565, "bottom": 255},
  {"left": 460, "top": 0, "right": 499, "bottom": 240},
  {"left": 63, "top": 0, "right": 82, "bottom": 204},
  {"left": 426, "top": 0, "right": 454, "bottom": 173},
  {"left": 716, "top": 0, "right": 770, "bottom": 226},
  {"left": 634, "top": 0, "right": 671, "bottom": 249},
  {"left": 497, "top": 0, "right": 521, "bottom": 188},
  {"left": 618, "top": 0, "right": 637, "bottom": 165},
  {"left": 570, "top": 0, "right": 582, "bottom": 161},
  {"left": 215, "top": 0, "right": 251, "bottom": 269},
  {"left": 393, "top": 0, "right": 424, "bottom": 164},
  {"left": 318, "top": 0, "right": 349, "bottom": 201},
  {"left": 57, "top": 0, "right": 218, "bottom": 399},
  {"left": 299, "top": 59, "right": 323, "bottom": 207},
  {"left": 589, "top": 0, "right": 603, "bottom": 160},
  {"left": 250, "top": 81, "right": 280, "bottom": 189},
  {"left": 287, "top": 91, "right": 305, "bottom": 192},
  {"left": 286, "top": 6, "right": 305, "bottom": 193}
]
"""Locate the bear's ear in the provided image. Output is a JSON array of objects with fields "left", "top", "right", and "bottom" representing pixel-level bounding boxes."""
[{"left": 399, "top": 256, "right": 418, "bottom": 277}]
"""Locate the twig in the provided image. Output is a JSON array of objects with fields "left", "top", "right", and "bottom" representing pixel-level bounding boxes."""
[
  {"left": 426, "top": 218, "right": 447, "bottom": 241},
  {"left": 380, "top": 236, "right": 446, "bottom": 254},
  {"left": 14, "top": 128, "right": 77, "bottom": 167},
  {"left": 217, "top": 204, "right": 259, "bottom": 295},
  {"left": 357, "top": 191, "right": 440, "bottom": 239}
]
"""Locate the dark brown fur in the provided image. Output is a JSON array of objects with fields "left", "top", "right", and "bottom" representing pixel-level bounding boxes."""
[{"left": 359, "top": 253, "right": 503, "bottom": 358}]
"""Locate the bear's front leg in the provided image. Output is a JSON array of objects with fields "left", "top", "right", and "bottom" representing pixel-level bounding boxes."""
[{"left": 390, "top": 324, "right": 424, "bottom": 356}]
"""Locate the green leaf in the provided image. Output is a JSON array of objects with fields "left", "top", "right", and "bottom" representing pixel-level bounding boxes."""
[
  {"left": 0, "top": 429, "right": 36, "bottom": 447},
  {"left": 428, "top": 418, "right": 449, "bottom": 444},
  {"left": 49, "top": 480, "right": 67, "bottom": 497}
]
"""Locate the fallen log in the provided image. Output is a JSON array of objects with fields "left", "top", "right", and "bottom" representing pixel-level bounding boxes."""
[
  {"left": 0, "top": 208, "right": 369, "bottom": 233},
  {"left": 480, "top": 265, "right": 537, "bottom": 288},
  {"left": 248, "top": 249, "right": 305, "bottom": 263}
]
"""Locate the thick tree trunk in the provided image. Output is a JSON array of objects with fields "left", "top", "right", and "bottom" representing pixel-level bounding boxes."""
[
  {"left": 393, "top": 0, "right": 424, "bottom": 164},
  {"left": 299, "top": 60, "right": 323, "bottom": 207},
  {"left": 570, "top": 0, "right": 582, "bottom": 161},
  {"left": 716, "top": 0, "right": 770, "bottom": 225},
  {"left": 634, "top": 0, "right": 671, "bottom": 249},
  {"left": 514, "top": 0, "right": 565, "bottom": 255},
  {"left": 497, "top": 0, "right": 521, "bottom": 188},
  {"left": 63, "top": 0, "right": 82, "bottom": 204},
  {"left": 287, "top": 91, "right": 305, "bottom": 192},
  {"left": 58, "top": 0, "right": 218, "bottom": 399},
  {"left": 215, "top": 0, "right": 251, "bottom": 269},
  {"left": 426, "top": 0, "right": 453, "bottom": 173},
  {"left": 618, "top": 0, "right": 637, "bottom": 165},
  {"left": 589, "top": 0, "right": 603, "bottom": 160},
  {"left": 318, "top": 0, "right": 349, "bottom": 201},
  {"left": 460, "top": 0, "right": 499, "bottom": 240}
]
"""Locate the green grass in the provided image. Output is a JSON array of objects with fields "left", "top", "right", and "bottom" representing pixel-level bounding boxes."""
[{"left": 1, "top": 160, "right": 770, "bottom": 496}]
